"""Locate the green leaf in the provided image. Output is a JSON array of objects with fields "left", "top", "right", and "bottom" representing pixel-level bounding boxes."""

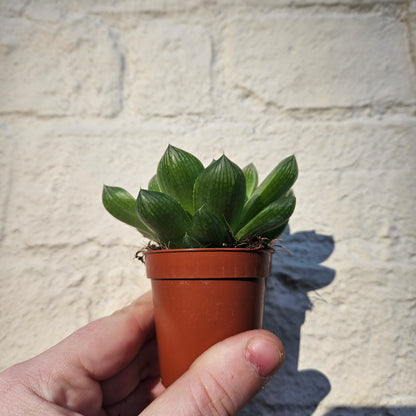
[
  {"left": 148, "top": 174, "right": 160, "bottom": 192},
  {"left": 193, "top": 154, "right": 246, "bottom": 232},
  {"left": 157, "top": 145, "right": 204, "bottom": 214},
  {"left": 261, "top": 190, "right": 293, "bottom": 240},
  {"left": 135, "top": 189, "right": 190, "bottom": 247},
  {"left": 235, "top": 193, "right": 296, "bottom": 241},
  {"left": 182, "top": 233, "right": 204, "bottom": 248},
  {"left": 242, "top": 163, "right": 258, "bottom": 200},
  {"left": 262, "top": 220, "right": 288, "bottom": 241},
  {"left": 102, "top": 185, "right": 156, "bottom": 239},
  {"left": 190, "top": 208, "right": 232, "bottom": 247},
  {"left": 240, "top": 155, "right": 298, "bottom": 226}
]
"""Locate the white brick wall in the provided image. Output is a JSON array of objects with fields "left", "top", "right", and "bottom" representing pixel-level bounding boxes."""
[
  {"left": 0, "top": 17, "right": 123, "bottom": 116},
  {"left": 0, "top": 1, "right": 415, "bottom": 415},
  {"left": 225, "top": 12, "right": 416, "bottom": 108}
]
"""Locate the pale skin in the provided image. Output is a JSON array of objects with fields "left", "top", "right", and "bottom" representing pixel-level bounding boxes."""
[{"left": 0, "top": 292, "right": 285, "bottom": 416}]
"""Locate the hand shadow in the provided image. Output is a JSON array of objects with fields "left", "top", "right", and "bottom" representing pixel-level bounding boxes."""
[{"left": 240, "top": 226, "right": 335, "bottom": 416}]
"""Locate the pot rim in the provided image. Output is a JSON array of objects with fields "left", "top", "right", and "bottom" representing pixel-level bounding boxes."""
[
  {"left": 143, "top": 247, "right": 273, "bottom": 279},
  {"left": 143, "top": 247, "right": 274, "bottom": 255}
]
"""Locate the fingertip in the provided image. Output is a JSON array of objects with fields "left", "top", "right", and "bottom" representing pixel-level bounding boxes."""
[
  {"left": 140, "top": 329, "right": 284, "bottom": 416},
  {"left": 245, "top": 332, "right": 285, "bottom": 379}
]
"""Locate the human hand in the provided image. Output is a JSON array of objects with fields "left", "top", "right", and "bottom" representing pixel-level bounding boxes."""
[{"left": 0, "top": 291, "right": 284, "bottom": 415}]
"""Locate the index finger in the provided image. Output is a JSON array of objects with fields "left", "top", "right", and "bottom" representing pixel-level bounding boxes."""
[{"left": 54, "top": 291, "right": 155, "bottom": 380}]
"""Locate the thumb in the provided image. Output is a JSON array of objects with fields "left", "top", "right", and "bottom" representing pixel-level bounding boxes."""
[{"left": 141, "top": 329, "right": 284, "bottom": 416}]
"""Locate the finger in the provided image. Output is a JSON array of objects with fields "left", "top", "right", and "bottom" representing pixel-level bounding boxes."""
[
  {"left": 140, "top": 329, "right": 284, "bottom": 416},
  {"left": 105, "top": 376, "right": 165, "bottom": 416},
  {"left": 101, "top": 337, "right": 160, "bottom": 406},
  {"left": 49, "top": 291, "right": 155, "bottom": 380}
]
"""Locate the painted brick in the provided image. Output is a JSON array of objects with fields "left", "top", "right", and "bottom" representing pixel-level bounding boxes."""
[
  {"left": 126, "top": 21, "right": 213, "bottom": 116},
  {"left": 75, "top": 0, "right": 215, "bottom": 13},
  {"left": 225, "top": 12, "right": 416, "bottom": 108},
  {"left": 0, "top": 135, "right": 14, "bottom": 241},
  {"left": 0, "top": 17, "right": 123, "bottom": 117},
  {"left": 20, "top": 0, "right": 216, "bottom": 22},
  {"left": 0, "top": 2, "right": 415, "bottom": 414}
]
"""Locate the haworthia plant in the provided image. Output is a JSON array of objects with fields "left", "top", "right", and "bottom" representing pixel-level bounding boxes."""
[
  {"left": 239, "top": 155, "right": 298, "bottom": 226},
  {"left": 193, "top": 155, "right": 246, "bottom": 232},
  {"left": 148, "top": 174, "right": 160, "bottom": 192},
  {"left": 242, "top": 163, "right": 258, "bottom": 201},
  {"left": 135, "top": 189, "right": 191, "bottom": 248},
  {"left": 157, "top": 145, "right": 204, "bottom": 214},
  {"left": 191, "top": 207, "right": 232, "bottom": 248},
  {"left": 102, "top": 185, "right": 156, "bottom": 240},
  {"left": 235, "top": 193, "right": 296, "bottom": 241},
  {"left": 102, "top": 145, "right": 298, "bottom": 248}
]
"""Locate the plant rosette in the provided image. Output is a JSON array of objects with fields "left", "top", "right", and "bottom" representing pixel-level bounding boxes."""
[{"left": 102, "top": 145, "right": 298, "bottom": 386}]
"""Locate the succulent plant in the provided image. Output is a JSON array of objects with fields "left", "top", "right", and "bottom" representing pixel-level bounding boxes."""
[{"left": 102, "top": 145, "right": 298, "bottom": 249}]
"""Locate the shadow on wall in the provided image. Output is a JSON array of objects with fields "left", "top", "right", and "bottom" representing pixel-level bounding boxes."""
[
  {"left": 240, "top": 229, "right": 416, "bottom": 416},
  {"left": 240, "top": 226, "right": 335, "bottom": 416}
]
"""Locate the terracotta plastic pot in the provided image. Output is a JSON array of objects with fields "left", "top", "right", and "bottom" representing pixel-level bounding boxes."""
[{"left": 144, "top": 248, "right": 272, "bottom": 387}]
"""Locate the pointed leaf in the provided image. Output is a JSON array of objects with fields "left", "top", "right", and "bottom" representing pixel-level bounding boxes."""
[
  {"left": 182, "top": 233, "right": 204, "bottom": 248},
  {"left": 242, "top": 163, "right": 258, "bottom": 200},
  {"left": 148, "top": 174, "right": 160, "bottom": 192},
  {"left": 262, "top": 220, "right": 289, "bottom": 241},
  {"left": 136, "top": 189, "right": 190, "bottom": 247},
  {"left": 157, "top": 145, "right": 204, "bottom": 214},
  {"left": 240, "top": 155, "right": 298, "bottom": 226},
  {"left": 102, "top": 185, "right": 156, "bottom": 239},
  {"left": 261, "top": 190, "right": 293, "bottom": 240},
  {"left": 235, "top": 193, "right": 296, "bottom": 241},
  {"left": 193, "top": 154, "right": 246, "bottom": 232},
  {"left": 191, "top": 208, "right": 232, "bottom": 247}
]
